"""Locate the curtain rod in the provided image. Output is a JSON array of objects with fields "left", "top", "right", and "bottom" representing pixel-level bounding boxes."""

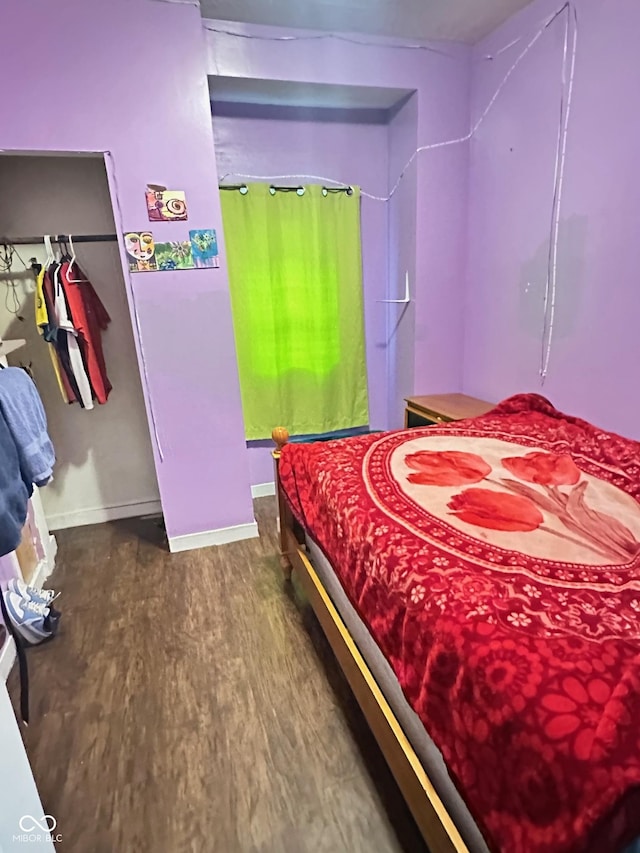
[
  {"left": 0, "top": 234, "right": 118, "bottom": 246},
  {"left": 219, "top": 184, "right": 354, "bottom": 195}
]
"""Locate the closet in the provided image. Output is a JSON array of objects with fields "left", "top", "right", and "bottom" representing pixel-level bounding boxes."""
[{"left": 0, "top": 154, "right": 160, "bottom": 535}]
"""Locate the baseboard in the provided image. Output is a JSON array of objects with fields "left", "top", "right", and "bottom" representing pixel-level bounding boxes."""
[
  {"left": 29, "top": 557, "right": 54, "bottom": 591},
  {"left": 0, "top": 637, "right": 16, "bottom": 682},
  {"left": 47, "top": 499, "right": 163, "bottom": 531},
  {"left": 251, "top": 482, "right": 275, "bottom": 499},
  {"left": 168, "top": 520, "right": 259, "bottom": 553},
  {"left": 48, "top": 534, "right": 58, "bottom": 562}
]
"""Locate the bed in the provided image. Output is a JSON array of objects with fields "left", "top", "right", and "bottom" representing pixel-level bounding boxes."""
[{"left": 272, "top": 394, "right": 640, "bottom": 853}]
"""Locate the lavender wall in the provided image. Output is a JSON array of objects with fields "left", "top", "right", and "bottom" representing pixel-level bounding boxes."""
[
  {"left": 213, "top": 109, "right": 390, "bottom": 485},
  {"left": 1, "top": 0, "right": 254, "bottom": 541},
  {"left": 206, "top": 22, "right": 471, "bottom": 429},
  {"left": 465, "top": 0, "right": 640, "bottom": 438},
  {"left": 387, "top": 95, "right": 419, "bottom": 427},
  {"left": 0, "top": 555, "right": 17, "bottom": 587}
]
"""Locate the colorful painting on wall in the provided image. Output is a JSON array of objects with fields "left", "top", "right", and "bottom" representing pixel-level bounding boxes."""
[
  {"left": 190, "top": 229, "right": 219, "bottom": 268},
  {"left": 124, "top": 231, "right": 157, "bottom": 272},
  {"left": 146, "top": 185, "right": 188, "bottom": 221},
  {"left": 155, "top": 240, "right": 195, "bottom": 270}
]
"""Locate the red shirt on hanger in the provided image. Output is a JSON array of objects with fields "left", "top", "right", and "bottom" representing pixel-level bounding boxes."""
[{"left": 59, "top": 262, "right": 112, "bottom": 404}]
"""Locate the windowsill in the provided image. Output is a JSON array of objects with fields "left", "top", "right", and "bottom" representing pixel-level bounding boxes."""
[{"left": 246, "top": 425, "right": 371, "bottom": 447}]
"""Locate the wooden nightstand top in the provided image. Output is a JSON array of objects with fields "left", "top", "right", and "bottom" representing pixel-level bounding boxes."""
[{"left": 405, "top": 393, "right": 494, "bottom": 423}]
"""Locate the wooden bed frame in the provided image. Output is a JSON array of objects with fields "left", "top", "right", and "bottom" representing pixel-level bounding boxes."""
[{"left": 272, "top": 427, "right": 471, "bottom": 853}]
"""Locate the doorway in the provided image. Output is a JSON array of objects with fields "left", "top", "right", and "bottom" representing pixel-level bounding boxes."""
[{"left": 0, "top": 153, "right": 161, "bottom": 534}]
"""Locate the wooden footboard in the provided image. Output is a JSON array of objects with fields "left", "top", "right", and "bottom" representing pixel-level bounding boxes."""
[{"left": 271, "top": 427, "right": 470, "bottom": 853}]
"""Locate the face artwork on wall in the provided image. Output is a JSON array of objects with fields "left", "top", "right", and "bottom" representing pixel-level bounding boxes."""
[
  {"left": 124, "top": 231, "right": 157, "bottom": 272},
  {"left": 189, "top": 229, "right": 219, "bottom": 268},
  {"left": 146, "top": 185, "right": 188, "bottom": 221}
]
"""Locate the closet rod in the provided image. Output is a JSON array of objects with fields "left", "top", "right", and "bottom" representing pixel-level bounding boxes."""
[{"left": 0, "top": 234, "right": 118, "bottom": 246}]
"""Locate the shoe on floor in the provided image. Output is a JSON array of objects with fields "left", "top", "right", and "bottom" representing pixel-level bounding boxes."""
[
  {"left": 2, "top": 590, "right": 59, "bottom": 646},
  {"left": 7, "top": 577, "right": 58, "bottom": 607}
]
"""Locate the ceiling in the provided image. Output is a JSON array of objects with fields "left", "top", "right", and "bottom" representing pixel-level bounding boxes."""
[{"left": 200, "top": 0, "right": 534, "bottom": 44}]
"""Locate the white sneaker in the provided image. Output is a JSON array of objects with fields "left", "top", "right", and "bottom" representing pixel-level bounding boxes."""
[
  {"left": 2, "top": 590, "right": 54, "bottom": 645},
  {"left": 7, "top": 578, "right": 58, "bottom": 607}
]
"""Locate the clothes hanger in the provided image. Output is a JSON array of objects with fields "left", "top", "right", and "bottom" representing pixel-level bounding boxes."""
[
  {"left": 59, "top": 237, "right": 71, "bottom": 262},
  {"left": 43, "top": 234, "right": 54, "bottom": 268},
  {"left": 53, "top": 237, "right": 62, "bottom": 263},
  {"left": 65, "top": 234, "right": 88, "bottom": 283},
  {"left": 46, "top": 235, "right": 64, "bottom": 297}
]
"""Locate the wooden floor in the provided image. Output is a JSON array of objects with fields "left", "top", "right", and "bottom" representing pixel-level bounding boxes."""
[{"left": 8, "top": 498, "right": 427, "bottom": 853}]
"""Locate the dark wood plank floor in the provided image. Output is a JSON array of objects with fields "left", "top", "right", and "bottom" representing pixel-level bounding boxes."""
[{"left": 8, "top": 498, "right": 427, "bottom": 853}]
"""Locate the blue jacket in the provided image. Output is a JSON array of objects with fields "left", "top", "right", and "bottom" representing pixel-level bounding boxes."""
[
  {"left": 0, "top": 410, "right": 31, "bottom": 557},
  {"left": 0, "top": 368, "right": 55, "bottom": 487}
]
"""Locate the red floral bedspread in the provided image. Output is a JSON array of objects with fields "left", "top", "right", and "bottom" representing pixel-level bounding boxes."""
[{"left": 278, "top": 394, "right": 640, "bottom": 853}]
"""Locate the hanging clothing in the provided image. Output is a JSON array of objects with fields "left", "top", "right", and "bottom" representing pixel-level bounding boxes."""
[
  {"left": 52, "top": 263, "right": 94, "bottom": 410},
  {"left": 41, "top": 265, "right": 83, "bottom": 406},
  {"left": 36, "top": 254, "right": 112, "bottom": 409},
  {"left": 0, "top": 367, "right": 55, "bottom": 487},
  {"left": 0, "top": 409, "right": 31, "bottom": 557},
  {"left": 59, "top": 262, "right": 112, "bottom": 404},
  {"left": 35, "top": 267, "right": 73, "bottom": 403},
  {"left": 34, "top": 267, "right": 48, "bottom": 329}
]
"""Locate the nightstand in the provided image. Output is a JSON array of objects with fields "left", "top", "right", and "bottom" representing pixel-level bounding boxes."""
[{"left": 404, "top": 393, "right": 494, "bottom": 428}]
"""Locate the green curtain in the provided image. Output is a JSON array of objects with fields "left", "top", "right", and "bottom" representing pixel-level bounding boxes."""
[{"left": 221, "top": 183, "right": 369, "bottom": 440}]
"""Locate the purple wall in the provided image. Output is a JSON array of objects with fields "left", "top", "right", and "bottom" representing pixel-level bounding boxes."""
[
  {"left": 206, "top": 22, "right": 471, "bottom": 429},
  {"left": 213, "top": 110, "right": 390, "bottom": 484},
  {"left": 387, "top": 95, "right": 419, "bottom": 427},
  {"left": 465, "top": 0, "right": 640, "bottom": 438},
  {"left": 0, "top": 555, "right": 17, "bottom": 587},
  {"left": 1, "top": 0, "right": 254, "bottom": 540},
  {"left": 412, "top": 62, "right": 470, "bottom": 413}
]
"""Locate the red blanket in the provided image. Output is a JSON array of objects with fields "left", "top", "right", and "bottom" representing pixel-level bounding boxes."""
[{"left": 278, "top": 395, "right": 640, "bottom": 853}]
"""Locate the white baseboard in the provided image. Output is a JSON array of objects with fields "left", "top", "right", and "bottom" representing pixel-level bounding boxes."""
[
  {"left": 29, "top": 557, "right": 54, "bottom": 591},
  {"left": 48, "top": 534, "right": 58, "bottom": 562},
  {"left": 251, "top": 482, "right": 275, "bottom": 499},
  {"left": 0, "top": 637, "right": 16, "bottom": 682},
  {"left": 168, "top": 520, "right": 259, "bottom": 553},
  {"left": 47, "top": 499, "right": 163, "bottom": 531}
]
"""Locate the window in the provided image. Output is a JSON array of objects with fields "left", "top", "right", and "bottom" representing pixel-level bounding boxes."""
[{"left": 221, "top": 183, "right": 369, "bottom": 440}]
